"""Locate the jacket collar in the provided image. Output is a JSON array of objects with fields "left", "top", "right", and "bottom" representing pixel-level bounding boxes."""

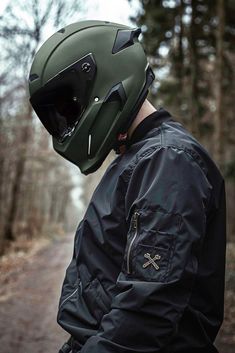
[
  {"left": 114, "top": 107, "right": 173, "bottom": 154},
  {"left": 128, "top": 107, "right": 173, "bottom": 146}
]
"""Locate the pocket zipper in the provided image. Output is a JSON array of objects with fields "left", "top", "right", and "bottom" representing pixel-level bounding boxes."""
[
  {"left": 127, "top": 211, "right": 140, "bottom": 274},
  {"left": 59, "top": 278, "right": 81, "bottom": 309}
]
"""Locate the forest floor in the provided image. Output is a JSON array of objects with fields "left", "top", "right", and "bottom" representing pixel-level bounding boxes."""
[
  {"left": 0, "top": 236, "right": 234, "bottom": 353},
  {"left": 216, "top": 242, "right": 235, "bottom": 353},
  {"left": 0, "top": 234, "right": 72, "bottom": 353}
]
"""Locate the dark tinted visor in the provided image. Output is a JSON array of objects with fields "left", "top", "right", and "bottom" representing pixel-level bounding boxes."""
[{"left": 30, "top": 53, "right": 96, "bottom": 142}]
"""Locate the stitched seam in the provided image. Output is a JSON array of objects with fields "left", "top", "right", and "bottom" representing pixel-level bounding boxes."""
[
  {"left": 122, "top": 145, "right": 163, "bottom": 183},
  {"left": 166, "top": 145, "right": 207, "bottom": 174},
  {"left": 123, "top": 145, "right": 208, "bottom": 185},
  {"left": 162, "top": 234, "right": 177, "bottom": 283}
]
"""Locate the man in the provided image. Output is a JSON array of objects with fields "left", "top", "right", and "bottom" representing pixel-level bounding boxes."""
[{"left": 28, "top": 20, "right": 226, "bottom": 353}]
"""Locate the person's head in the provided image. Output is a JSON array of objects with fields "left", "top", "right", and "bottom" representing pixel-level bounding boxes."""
[{"left": 28, "top": 20, "right": 155, "bottom": 174}]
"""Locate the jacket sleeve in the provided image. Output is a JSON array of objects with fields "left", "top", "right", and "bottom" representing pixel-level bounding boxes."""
[{"left": 80, "top": 146, "right": 212, "bottom": 353}]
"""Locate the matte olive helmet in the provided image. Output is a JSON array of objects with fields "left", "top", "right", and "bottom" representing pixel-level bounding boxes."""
[{"left": 29, "top": 20, "right": 155, "bottom": 174}]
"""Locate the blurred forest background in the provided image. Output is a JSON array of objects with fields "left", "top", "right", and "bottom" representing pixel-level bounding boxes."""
[{"left": 0, "top": 0, "right": 235, "bottom": 352}]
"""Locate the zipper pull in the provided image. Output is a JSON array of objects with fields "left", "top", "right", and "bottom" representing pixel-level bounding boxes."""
[{"left": 132, "top": 211, "right": 139, "bottom": 229}]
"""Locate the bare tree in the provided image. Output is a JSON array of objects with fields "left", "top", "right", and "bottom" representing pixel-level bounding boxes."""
[{"left": 0, "top": 0, "right": 83, "bottom": 254}]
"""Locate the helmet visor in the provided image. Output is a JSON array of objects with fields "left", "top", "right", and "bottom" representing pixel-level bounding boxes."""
[{"left": 30, "top": 53, "right": 96, "bottom": 142}]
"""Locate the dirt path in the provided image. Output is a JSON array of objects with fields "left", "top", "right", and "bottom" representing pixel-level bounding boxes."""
[
  {"left": 0, "top": 235, "right": 234, "bottom": 353},
  {"left": 0, "top": 235, "right": 74, "bottom": 353}
]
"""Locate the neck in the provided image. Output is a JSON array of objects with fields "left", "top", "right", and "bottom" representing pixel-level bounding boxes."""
[{"left": 128, "top": 99, "right": 157, "bottom": 139}]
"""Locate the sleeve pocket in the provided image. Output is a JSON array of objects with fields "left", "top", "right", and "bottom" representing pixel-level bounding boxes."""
[{"left": 131, "top": 231, "right": 176, "bottom": 282}]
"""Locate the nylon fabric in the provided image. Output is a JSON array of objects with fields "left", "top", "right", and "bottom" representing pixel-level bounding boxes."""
[{"left": 57, "top": 108, "right": 226, "bottom": 353}]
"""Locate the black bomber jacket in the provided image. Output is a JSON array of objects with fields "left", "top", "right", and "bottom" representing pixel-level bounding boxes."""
[{"left": 57, "top": 108, "right": 226, "bottom": 353}]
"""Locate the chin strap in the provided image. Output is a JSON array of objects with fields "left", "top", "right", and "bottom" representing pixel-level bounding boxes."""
[{"left": 114, "top": 132, "right": 129, "bottom": 155}]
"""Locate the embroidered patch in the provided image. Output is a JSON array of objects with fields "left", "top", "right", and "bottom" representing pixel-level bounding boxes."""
[{"left": 143, "top": 252, "right": 161, "bottom": 271}]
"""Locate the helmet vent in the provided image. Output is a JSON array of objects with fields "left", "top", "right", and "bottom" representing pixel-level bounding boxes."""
[
  {"left": 29, "top": 73, "right": 39, "bottom": 82},
  {"left": 104, "top": 82, "right": 127, "bottom": 110},
  {"left": 57, "top": 28, "right": 65, "bottom": 33},
  {"left": 112, "top": 28, "right": 141, "bottom": 54}
]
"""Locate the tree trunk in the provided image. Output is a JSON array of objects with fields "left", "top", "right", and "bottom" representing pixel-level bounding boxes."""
[
  {"left": 189, "top": 0, "right": 200, "bottom": 137},
  {"left": 0, "top": 128, "right": 5, "bottom": 254},
  {"left": 214, "top": 0, "right": 225, "bottom": 167},
  {"left": 4, "top": 104, "right": 32, "bottom": 241},
  {"left": 177, "top": 0, "right": 184, "bottom": 101}
]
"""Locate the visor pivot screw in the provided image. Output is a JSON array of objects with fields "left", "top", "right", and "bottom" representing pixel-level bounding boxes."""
[
  {"left": 94, "top": 97, "right": 99, "bottom": 102},
  {"left": 73, "top": 97, "right": 78, "bottom": 101},
  {"left": 82, "top": 62, "right": 91, "bottom": 73}
]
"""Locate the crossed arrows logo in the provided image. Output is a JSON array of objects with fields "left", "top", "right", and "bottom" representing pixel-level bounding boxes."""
[{"left": 143, "top": 252, "right": 161, "bottom": 271}]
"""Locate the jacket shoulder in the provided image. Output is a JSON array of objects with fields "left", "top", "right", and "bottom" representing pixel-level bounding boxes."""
[{"left": 120, "top": 120, "right": 223, "bottom": 187}]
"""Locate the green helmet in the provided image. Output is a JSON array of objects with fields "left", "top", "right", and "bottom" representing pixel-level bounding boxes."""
[{"left": 28, "top": 20, "right": 154, "bottom": 174}]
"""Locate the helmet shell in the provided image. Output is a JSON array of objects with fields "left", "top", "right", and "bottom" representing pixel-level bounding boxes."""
[{"left": 29, "top": 20, "right": 152, "bottom": 174}]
